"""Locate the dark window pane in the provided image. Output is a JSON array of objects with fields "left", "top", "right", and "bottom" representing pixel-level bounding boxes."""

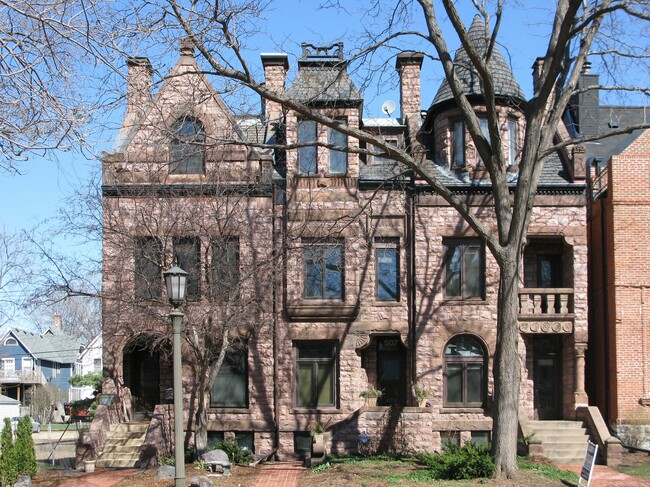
[
  {"left": 304, "top": 244, "right": 343, "bottom": 299},
  {"left": 464, "top": 245, "right": 481, "bottom": 298},
  {"left": 444, "top": 245, "right": 462, "bottom": 297},
  {"left": 210, "top": 349, "right": 248, "bottom": 408},
  {"left": 453, "top": 121, "right": 464, "bottom": 167},
  {"left": 316, "top": 363, "right": 333, "bottom": 405},
  {"left": 447, "top": 363, "right": 462, "bottom": 403},
  {"left": 466, "top": 363, "right": 483, "bottom": 404},
  {"left": 329, "top": 120, "right": 347, "bottom": 174},
  {"left": 211, "top": 238, "right": 240, "bottom": 301},
  {"left": 298, "top": 120, "right": 317, "bottom": 174},
  {"left": 297, "top": 363, "right": 313, "bottom": 406},
  {"left": 170, "top": 117, "right": 205, "bottom": 174},
  {"left": 508, "top": 120, "right": 517, "bottom": 166},
  {"left": 377, "top": 247, "right": 398, "bottom": 301},
  {"left": 134, "top": 237, "right": 162, "bottom": 301},
  {"left": 174, "top": 237, "right": 200, "bottom": 301}
]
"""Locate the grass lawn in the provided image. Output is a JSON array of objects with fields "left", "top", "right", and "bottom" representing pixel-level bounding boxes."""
[{"left": 615, "top": 463, "right": 650, "bottom": 481}]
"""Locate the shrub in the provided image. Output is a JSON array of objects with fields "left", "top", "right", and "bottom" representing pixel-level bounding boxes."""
[
  {"left": 417, "top": 442, "right": 495, "bottom": 480},
  {"left": 14, "top": 416, "right": 37, "bottom": 478},
  {"left": 0, "top": 418, "right": 17, "bottom": 486},
  {"left": 215, "top": 439, "right": 253, "bottom": 465}
]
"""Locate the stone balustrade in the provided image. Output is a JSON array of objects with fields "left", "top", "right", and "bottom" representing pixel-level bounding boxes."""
[{"left": 518, "top": 288, "right": 574, "bottom": 316}]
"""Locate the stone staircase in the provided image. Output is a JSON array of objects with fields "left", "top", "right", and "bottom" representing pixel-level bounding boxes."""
[
  {"left": 97, "top": 422, "right": 149, "bottom": 468},
  {"left": 526, "top": 420, "right": 591, "bottom": 465}
]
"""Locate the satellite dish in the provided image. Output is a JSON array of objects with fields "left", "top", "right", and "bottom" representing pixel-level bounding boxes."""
[{"left": 381, "top": 100, "right": 396, "bottom": 116}]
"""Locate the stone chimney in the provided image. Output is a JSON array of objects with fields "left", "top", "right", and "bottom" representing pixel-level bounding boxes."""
[
  {"left": 396, "top": 52, "right": 424, "bottom": 125},
  {"left": 124, "top": 56, "right": 153, "bottom": 128},
  {"left": 179, "top": 37, "right": 196, "bottom": 63},
  {"left": 52, "top": 314, "right": 62, "bottom": 332},
  {"left": 260, "top": 53, "right": 289, "bottom": 124},
  {"left": 575, "top": 63, "right": 600, "bottom": 137}
]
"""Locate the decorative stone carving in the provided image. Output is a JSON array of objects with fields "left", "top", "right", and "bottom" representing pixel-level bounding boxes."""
[
  {"left": 519, "top": 321, "right": 573, "bottom": 334},
  {"left": 354, "top": 332, "right": 409, "bottom": 350}
]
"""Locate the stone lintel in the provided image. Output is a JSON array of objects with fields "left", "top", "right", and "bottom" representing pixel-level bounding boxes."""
[{"left": 518, "top": 320, "right": 574, "bottom": 334}]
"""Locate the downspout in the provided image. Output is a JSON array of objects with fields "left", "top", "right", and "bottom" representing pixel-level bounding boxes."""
[
  {"left": 408, "top": 182, "right": 417, "bottom": 395},
  {"left": 601, "top": 193, "right": 611, "bottom": 422},
  {"left": 272, "top": 181, "right": 279, "bottom": 456}
]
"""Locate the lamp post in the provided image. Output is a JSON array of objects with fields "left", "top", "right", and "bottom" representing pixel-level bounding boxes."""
[{"left": 163, "top": 263, "right": 188, "bottom": 487}]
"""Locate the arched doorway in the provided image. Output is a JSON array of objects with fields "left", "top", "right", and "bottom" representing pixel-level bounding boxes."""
[{"left": 123, "top": 341, "right": 161, "bottom": 412}]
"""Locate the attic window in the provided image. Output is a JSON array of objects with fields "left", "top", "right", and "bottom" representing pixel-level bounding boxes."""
[
  {"left": 170, "top": 116, "right": 205, "bottom": 174},
  {"left": 4, "top": 337, "right": 17, "bottom": 346}
]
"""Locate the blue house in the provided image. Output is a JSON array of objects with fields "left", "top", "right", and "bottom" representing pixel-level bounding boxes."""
[{"left": 0, "top": 316, "right": 80, "bottom": 405}]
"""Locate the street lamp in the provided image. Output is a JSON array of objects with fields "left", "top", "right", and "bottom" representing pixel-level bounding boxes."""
[{"left": 163, "top": 263, "right": 188, "bottom": 487}]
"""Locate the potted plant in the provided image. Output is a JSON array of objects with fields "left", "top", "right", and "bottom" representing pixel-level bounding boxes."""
[
  {"left": 413, "top": 385, "right": 431, "bottom": 408},
  {"left": 360, "top": 386, "right": 383, "bottom": 406},
  {"left": 309, "top": 421, "right": 327, "bottom": 445}
]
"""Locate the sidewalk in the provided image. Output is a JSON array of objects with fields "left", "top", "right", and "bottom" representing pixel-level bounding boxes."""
[{"left": 563, "top": 464, "right": 650, "bottom": 487}]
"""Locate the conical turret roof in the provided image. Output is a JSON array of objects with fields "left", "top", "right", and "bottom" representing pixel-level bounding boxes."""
[{"left": 430, "top": 16, "right": 525, "bottom": 109}]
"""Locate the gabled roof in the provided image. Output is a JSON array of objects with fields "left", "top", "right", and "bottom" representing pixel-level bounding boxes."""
[
  {"left": 9, "top": 328, "right": 79, "bottom": 364},
  {"left": 430, "top": 16, "right": 525, "bottom": 110},
  {"left": 0, "top": 394, "right": 19, "bottom": 405},
  {"left": 587, "top": 106, "right": 650, "bottom": 163},
  {"left": 286, "top": 43, "right": 363, "bottom": 106}
]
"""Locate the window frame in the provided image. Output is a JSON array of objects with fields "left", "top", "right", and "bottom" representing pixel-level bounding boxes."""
[
  {"left": 375, "top": 238, "right": 400, "bottom": 302},
  {"left": 4, "top": 337, "right": 17, "bottom": 346},
  {"left": 452, "top": 120, "right": 466, "bottom": 167},
  {"left": 298, "top": 119, "right": 318, "bottom": 175},
  {"left": 294, "top": 341, "right": 337, "bottom": 409},
  {"left": 134, "top": 236, "right": 162, "bottom": 301},
  {"left": 371, "top": 137, "right": 399, "bottom": 165},
  {"left": 169, "top": 116, "right": 206, "bottom": 175},
  {"left": 173, "top": 236, "right": 201, "bottom": 302},
  {"left": 210, "top": 347, "right": 249, "bottom": 408},
  {"left": 443, "top": 334, "right": 487, "bottom": 408},
  {"left": 508, "top": 119, "right": 517, "bottom": 166},
  {"left": 303, "top": 240, "right": 344, "bottom": 300},
  {"left": 443, "top": 239, "right": 485, "bottom": 300},
  {"left": 328, "top": 118, "right": 348, "bottom": 175}
]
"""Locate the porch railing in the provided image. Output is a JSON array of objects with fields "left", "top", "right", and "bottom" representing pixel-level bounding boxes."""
[
  {"left": 518, "top": 288, "right": 574, "bottom": 316},
  {"left": 0, "top": 369, "right": 47, "bottom": 384}
]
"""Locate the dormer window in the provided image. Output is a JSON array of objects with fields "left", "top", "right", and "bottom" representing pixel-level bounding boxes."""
[
  {"left": 170, "top": 116, "right": 205, "bottom": 174},
  {"left": 328, "top": 118, "right": 347, "bottom": 174}
]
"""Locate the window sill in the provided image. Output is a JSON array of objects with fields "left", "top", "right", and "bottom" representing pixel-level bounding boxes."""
[
  {"left": 208, "top": 407, "right": 250, "bottom": 413},
  {"left": 440, "top": 407, "right": 486, "bottom": 414},
  {"left": 441, "top": 298, "right": 487, "bottom": 306},
  {"left": 286, "top": 302, "right": 359, "bottom": 321},
  {"left": 374, "top": 300, "right": 402, "bottom": 307},
  {"left": 292, "top": 407, "right": 340, "bottom": 414}
]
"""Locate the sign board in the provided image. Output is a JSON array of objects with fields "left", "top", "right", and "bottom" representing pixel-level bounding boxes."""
[{"left": 578, "top": 440, "right": 598, "bottom": 487}]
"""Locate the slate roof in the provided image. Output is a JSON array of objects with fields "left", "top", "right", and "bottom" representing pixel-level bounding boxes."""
[
  {"left": 11, "top": 328, "right": 80, "bottom": 364},
  {"left": 286, "top": 44, "right": 363, "bottom": 106},
  {"left": 586, "top": 106, "right": 650, "bottom": 162},
  {"left": 430, "top": 15, "right": 525, "bottom": 110}
]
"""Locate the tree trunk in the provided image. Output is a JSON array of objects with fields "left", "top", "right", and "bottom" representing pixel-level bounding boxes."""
[
  {"left": 194, "top": 388, "right": 208, "bottom": 458},
  {"left": 492, "top": 254, "right": 521, "bottom": 478}
]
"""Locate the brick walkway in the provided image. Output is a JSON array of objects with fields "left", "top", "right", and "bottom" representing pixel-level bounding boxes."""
[
  {"left": 57, "top": 469, "right": 134, "bottom": 487},
  {"left": 253, "top": 462, "right": 305, "bottom": 487},
  {"left": 563, "top": 464, "right": 650, "bottom": 487}
]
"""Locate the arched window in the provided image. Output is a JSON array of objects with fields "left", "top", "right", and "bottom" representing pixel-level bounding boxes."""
[
  {"left": 169, "top": 116, "right": 205, "bottom": 174},
  {"left": 4, "top": 337, "right": 17, "bottom": 346},
  {"left": 444, "top": 334, "right": 486, "bottom": 407}
]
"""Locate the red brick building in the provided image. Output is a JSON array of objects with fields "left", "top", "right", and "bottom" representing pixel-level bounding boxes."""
[
  {"left": 581, "top": 73, "right": 650, "bottom": 445},
  {"left": 97, "top": 18, "right": 591, "bottom": 462}
]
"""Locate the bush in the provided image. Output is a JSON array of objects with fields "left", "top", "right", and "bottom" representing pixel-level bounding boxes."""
[
  {"left": 215, "top": 439, "right": 253, "bottom": 465},
  {"left": 417, "top": 442, "right": 495, "bottom": 480},
  {"left": 15, "top": 416, "right": 37, "bottom": 477},
  {"left": 0, "top": 418, "right": 17, "bottom": 486}
]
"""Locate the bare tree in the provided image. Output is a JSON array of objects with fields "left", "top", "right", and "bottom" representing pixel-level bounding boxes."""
[{"left": 138, "top": 0, "right": 649, "bottom": 476}]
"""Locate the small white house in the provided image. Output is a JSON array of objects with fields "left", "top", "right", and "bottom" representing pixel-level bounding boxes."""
[
  {"left": 0, "top": 393, "right": 20, "bottom": 424},
  {"left": 70, "top": 334, "right": 103, "bottom": 402}
]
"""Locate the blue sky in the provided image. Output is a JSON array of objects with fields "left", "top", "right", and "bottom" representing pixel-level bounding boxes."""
[{"left": 1, "top": 2, "right": 641, "bottom": 328}]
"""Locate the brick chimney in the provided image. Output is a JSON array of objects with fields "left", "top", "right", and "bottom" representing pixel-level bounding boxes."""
[
  {"left": 124, "top": 56, "right": 153, "bottom": 128},
  {"left": 52, "top": 314, "right": 62, "bottom": 332},
  {"left": 260, "top": 53, "right": 289, "bottom": 124}
]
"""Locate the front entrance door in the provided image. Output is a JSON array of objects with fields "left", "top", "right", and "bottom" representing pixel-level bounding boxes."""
[
  {"left": 123, "top": 345, "right": 160, "bottom": 411},
  {"left": 377, "top": 337, "right": 406, "bottom": 406},
  {"left": 533, "top": 336, "right": 563, "bottom": 419}
]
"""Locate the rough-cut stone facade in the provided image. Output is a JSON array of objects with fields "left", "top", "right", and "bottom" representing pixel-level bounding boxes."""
[{"left": 99, "top": 34, "right": 588, "bottom": 460}]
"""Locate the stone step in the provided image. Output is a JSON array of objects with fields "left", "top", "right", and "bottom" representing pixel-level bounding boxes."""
[
  {"left": 104, "top": 438, "right": 146, "bottom": 447},
  {"left": 101, "top": 444, "right": 142, "bottom": 454},
  {"left": 111, "top": 423, "right": 149, "bottom": 433},
  {"left": 96, "top": 458, "right": 139, "bottom": 468},
  {"left": 527, "top": 420, "right": 587, "bottom": 430},
  {"left": 525, "top": 420, "right": 591, "bottom": 465}
]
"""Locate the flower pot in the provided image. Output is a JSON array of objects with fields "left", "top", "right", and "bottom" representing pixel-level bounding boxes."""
[
  {"left": 84, "top": 460, "right": 95, "bottom": 473},
  {"left": 366, "top": 397, "right": 378, "bottom": 407}
]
